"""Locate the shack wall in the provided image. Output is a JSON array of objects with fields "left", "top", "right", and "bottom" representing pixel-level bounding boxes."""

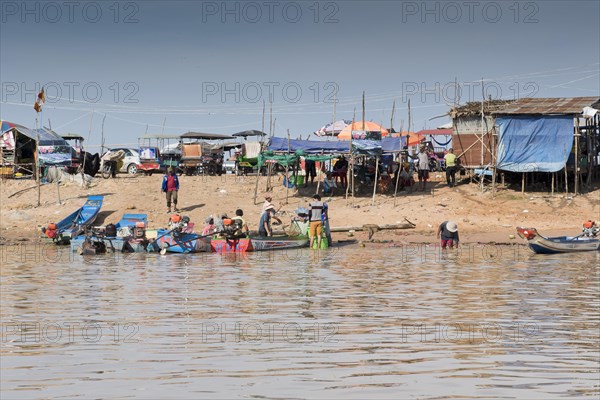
[{"left": 453, "top": 117, "right": 495, "bottom": 167}]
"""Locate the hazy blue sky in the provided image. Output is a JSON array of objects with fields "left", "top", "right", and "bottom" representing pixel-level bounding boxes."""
[{"left": 1, "top": 0, "right": 599, "bottom": 148}]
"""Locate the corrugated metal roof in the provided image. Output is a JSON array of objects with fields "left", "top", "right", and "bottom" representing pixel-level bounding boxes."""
[
  {"left": 495, "top": 97, "right": 599, "bottom": 115},
  {"left": 414, "top": 129, "right": 453, "bottom": 136}
]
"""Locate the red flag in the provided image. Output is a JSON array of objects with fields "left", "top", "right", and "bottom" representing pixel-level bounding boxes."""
[{"left": 34, "top": 88, "right": 45, "bottom": 113}]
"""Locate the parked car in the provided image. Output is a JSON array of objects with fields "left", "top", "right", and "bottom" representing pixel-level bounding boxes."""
[
  {"left": 222, "top": 159, "right": 237, "bottom": 174},
  {"left": 103, "top": 148, "right": 140, "bottom": 175}
]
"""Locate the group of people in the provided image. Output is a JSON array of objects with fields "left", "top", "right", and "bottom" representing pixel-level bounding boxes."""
[
  {"left": 160, "top": 165, "right": 460, "bottom": 249},
  {"left": 259, "top": 193, "right": 330, "bottom": 249},
  {"left": 413, "top": 146, "right": 459, "bottom": 191}
]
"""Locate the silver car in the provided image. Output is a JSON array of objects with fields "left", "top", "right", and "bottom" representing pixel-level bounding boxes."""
[{"left": 104, "top": 148, "right": 141, "bottom": 175}]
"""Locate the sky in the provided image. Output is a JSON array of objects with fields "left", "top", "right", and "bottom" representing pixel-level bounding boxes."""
[{"left": 1, "top": 0, "right": 599, "bottom": 149}]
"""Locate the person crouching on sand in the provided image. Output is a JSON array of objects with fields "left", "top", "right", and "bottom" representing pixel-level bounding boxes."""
[
  {"left": 161, "top": 167, "right": 180, "bottom": 213},
  {"left": 437, "top": 220, "right": 459, "bottom": 249}
]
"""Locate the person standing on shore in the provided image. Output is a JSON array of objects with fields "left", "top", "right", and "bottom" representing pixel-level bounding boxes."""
[
  {"left": 436, "top": 220, "right": 459, "bottom": 249},
  {"left": 304, "top": 158, "right": 317, "bottom": 186},
  {"left": 161, "top": 167, "right": 179, "bottom": 213},
  {"left": 444, "top": 148, "right": 458, "bottom": 187},
  {"left": 417, "top": 146, "right": 430, "bottom": 192},
  {"left": 308, "top": 194, "right": 324, "bottom": 249}
]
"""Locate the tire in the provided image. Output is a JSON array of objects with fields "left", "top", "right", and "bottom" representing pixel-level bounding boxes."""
[
  {"left": 127, "top": 164, "right": 138, "bottom": 175},
  {"left": 101, "top": 166, "right": 111, "bottom": 179},
  {"left": 429, "top": 159, "right": 438, "bottom": 172},
  {"left": 100, "top": 165, "right": 112, "bottom": 179},
  {"left": 207, "top": 164, "right": 217, "bottom": 176}
]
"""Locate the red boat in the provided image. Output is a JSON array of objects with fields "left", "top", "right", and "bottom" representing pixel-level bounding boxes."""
[{"left": 210, "top": 237, "right": 253, "bottom": 253}]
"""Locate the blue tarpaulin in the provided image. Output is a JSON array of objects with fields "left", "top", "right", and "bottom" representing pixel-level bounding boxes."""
[
  {"left": 496, "top": 115, "right": 573, "bottom": 172},
  {"left": 268, "top": 136, "right": 405, "bottom": 155},
  {"left": 268, "top": 137, "right": 349, "bottom": 154},
  {"left": 382, "top": 136, "right": 405, "bottom": 153}
]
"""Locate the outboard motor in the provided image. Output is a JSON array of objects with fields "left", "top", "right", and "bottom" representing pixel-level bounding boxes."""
[
  {"left": 105, "top": 223, "right": 117, "bottom": 237},
  {"left": 582, "top": 220, "right": 599, "bottom": 237},
  {"left": 168, "top": 214, "right": 190, "bottom": 233},
  {"left": 43, "top": 223, "right": 58, "bottom": 239},
  {"left": 134, "top": 222, "right": 146, "bottom": 238}
]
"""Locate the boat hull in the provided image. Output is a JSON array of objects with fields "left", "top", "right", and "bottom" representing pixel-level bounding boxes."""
[
  {"left": 71, "top": 236, "right": 149, "bottom": 254},
  {"left": 210, "top": 238, "right": 253, "bottom": 253},
  {"left": 150, "top": 230, "right": 212, "bottom": 253},
  {"left": 249, "top": 236, "right": 309, "bottom": 251},
  {"left": 52, "top": 195, "right": 103, "bottom": 244},
  {"left": 517, "top": 227, "right": 600, "bottom": 254}
]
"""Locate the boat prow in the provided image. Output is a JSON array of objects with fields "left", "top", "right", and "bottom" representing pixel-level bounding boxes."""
[{"left": 44, "top": 195, "right": 104, "bottom": 244}]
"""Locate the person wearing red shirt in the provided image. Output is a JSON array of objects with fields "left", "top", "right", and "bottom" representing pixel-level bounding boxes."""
[{"left": 161, "top": 168, "right": 180, "bottom": 213}]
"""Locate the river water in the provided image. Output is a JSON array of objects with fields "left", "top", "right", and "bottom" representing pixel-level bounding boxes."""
[{"left": 1, "top": 244, "right": 598, "bottom": 399}]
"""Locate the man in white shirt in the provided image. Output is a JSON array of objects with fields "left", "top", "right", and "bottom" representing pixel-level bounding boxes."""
[{"left": 417, "top": 146, "right": 430, "bottom": 192}]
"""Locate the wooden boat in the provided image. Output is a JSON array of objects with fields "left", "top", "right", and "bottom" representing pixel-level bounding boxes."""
[
  {"left": 71, "top": 214, "right": 149, "bottom": 254},
  {"left": 249, "top": 235, "right": 309, "bottom": 251},
  {"left": 210, "top": 237, "right": 253, "bottom": 253},
  {"left": 516, "top": 227, "right": 600, "bottom": 254},
  {"left": 149, "top": 229, "right": 212, "bottom": 253},
  {"left": 43, "top": 195, "right": 103, "bottom": 244}
]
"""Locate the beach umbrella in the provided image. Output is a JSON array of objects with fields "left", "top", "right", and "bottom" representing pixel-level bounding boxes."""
[
  {"left": 337, "top": 121, "right": 389, "bottom": 140},
  {"left": 314, "top": 120, "right": 352, "bottom": 137},
  {"left": 1, "top": 120, "right": 17, "bottom": 133}
]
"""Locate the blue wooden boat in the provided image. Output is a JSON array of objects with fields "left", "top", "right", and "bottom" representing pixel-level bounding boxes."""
[
  {"left": 71, "top": 214, "right": 148, "bottom": 254},
  {"left": 43, "top": 195, "right": 103, "bottom": 244},
  {"left": 517, "top": 227, "right": 600, "bottom": 254},
  {"left": 148, "top": 229, "right": 212, "bottom": 253}
]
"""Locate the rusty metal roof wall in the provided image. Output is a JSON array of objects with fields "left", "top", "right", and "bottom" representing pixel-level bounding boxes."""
[{"left": 495, "top": 97, "right": 599, "bottom": 115}]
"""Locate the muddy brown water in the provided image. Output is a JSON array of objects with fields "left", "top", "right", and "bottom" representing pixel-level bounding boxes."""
[{"left": 1, "top": 244, "right": 598, "bottom": 399}]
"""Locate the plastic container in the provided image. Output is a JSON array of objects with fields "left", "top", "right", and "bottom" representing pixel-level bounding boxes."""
[{"left": 312, "top": 236, "right": 328, "bottom": 249}]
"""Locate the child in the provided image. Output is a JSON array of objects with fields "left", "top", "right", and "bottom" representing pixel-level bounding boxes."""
[
  {"left": 323, "top": 172, "right": 337, "bottom": 196},
  {"left": 161, "top": 168, "right": 180, "bottom": 213}
]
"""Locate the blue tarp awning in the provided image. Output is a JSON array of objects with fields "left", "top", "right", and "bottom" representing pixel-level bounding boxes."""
[
  {"left": 496, "top": 115, "right": 574, "bottom": 173},
  {"left": 382, "top": 136, "right": 405, "bottom": 153},
  {"left": 268, "top": 136, "right": 405, "bottom": 155},
  {"left": 268, "top": 137, "right": 349, "bottom": 154}
]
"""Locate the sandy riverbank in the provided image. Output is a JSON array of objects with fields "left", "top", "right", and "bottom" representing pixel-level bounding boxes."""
[{"left": 1, "top": 172, "right": 598, "bottom": 246}]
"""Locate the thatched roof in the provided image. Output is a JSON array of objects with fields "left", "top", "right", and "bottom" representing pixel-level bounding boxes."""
[{"left": 450, "top": 99, "right": 516, "bottom": 119}]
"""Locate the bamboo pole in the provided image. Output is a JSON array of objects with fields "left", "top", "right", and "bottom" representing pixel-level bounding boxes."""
[
  {"left": 35, "top": 117, "right": 40, "bottom": 207},
  {"left": 392, "top": 100, "right": 402, "bottom": 205},
  {"left": 285, "top": 129, "right": 291, "bottom": 204},
  {"left": 253, "top": 100, "right": 267, "bottom": 204},
  {"left": 345, "top": 110, "right": 356, "bottom": 201},
  {"left": 371, "top": 156, "right": 379, "bottom": 206},
  {"left": 551, "top": 173, "right": 554, "bottom": 195},
  {"left": 491, "top": 126, "right": 497, "bottom": 196},
  {"left": 480, "top": 78, "right": 485, "bottom": 192},
  {"left": 574, "top": 117, "right": 579, "bottom": 195},
  {"left": 563, "top": 146, "right": 568, "bottom": 194}
]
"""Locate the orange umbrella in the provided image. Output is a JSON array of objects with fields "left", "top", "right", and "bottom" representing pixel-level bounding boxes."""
[{"left": 337, "top": 121, "right": 389, "bottom": 140}]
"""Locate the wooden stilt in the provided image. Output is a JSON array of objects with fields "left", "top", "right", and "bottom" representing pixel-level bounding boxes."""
[
  {"left": 564, "top": 147, "right": 568, "bottom": 194},
  {"left": 371, "top": 156, "right": 379, "bottom": 206},
  {"left": 285, "top": 129, "right": 291, "bottom": 204},
  {"left": 574, "top": 117, "right": 579, "bottom": 195}
]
